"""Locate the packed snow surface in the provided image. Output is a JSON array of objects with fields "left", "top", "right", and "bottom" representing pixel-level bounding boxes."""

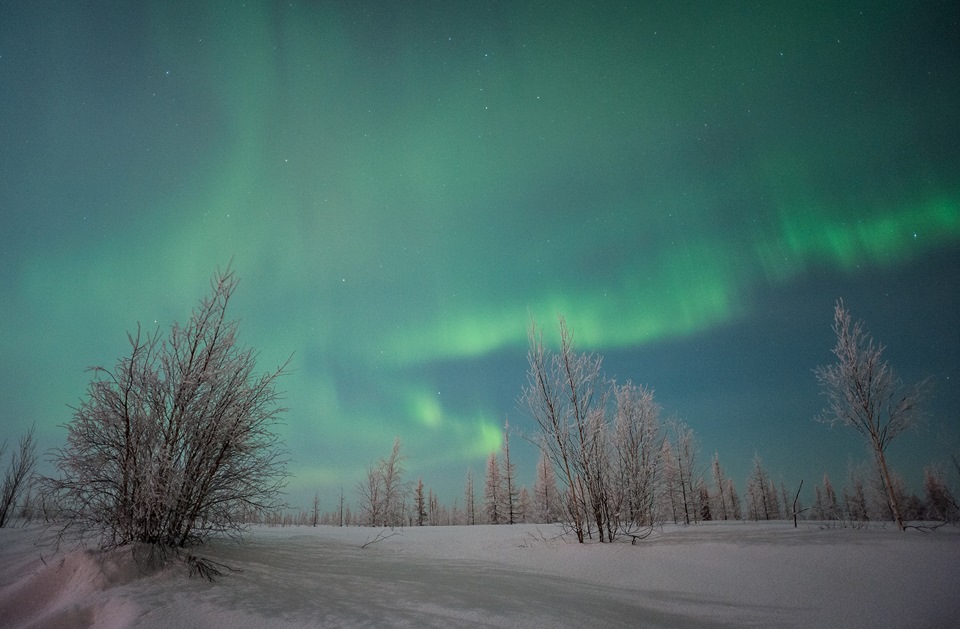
[{"left": 1, "top": 521, "right": 957, "bottom": 628}]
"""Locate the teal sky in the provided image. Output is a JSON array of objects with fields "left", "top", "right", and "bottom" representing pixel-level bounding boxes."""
[{"left": 2, "top": 1, "right": 958, "bottom": 510}]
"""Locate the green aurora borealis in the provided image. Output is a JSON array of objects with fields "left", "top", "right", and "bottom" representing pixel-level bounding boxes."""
[{"left": 2, "top": 1, "right": 958, "bottom": 507}]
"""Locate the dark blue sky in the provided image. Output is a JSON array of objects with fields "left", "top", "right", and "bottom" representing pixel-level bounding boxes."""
[{"left": 2, "top": 1, "right": 958, "bottom": 508}]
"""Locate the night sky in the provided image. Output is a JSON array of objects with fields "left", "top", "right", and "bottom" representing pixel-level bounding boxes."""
[{"left": 2, "top": 1, "right": 958, "bottom": 510}]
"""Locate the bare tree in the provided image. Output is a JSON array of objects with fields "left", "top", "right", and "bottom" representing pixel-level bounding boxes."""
[
  {"left": 818, "top": 473, "right": 840, "bottom": 520},
  {"left": 813, "top": 475, "right": 846, "bottom": 521},
  {"left": 357, "top": 437, "right": 407, "bottom": 527},
  {"left": 843, "top": 467, "right": 869, "bottom": 523},
  {"left": 521, "top": 318, "right": 609, "bottom": 542},
  {"left": 357, "top": 461, "right": 383, "bottom": 526},
  {"left": 47, "top": 267, "right": 289, "bottom": 549},
  {"left": 924, "top": 465, "right": 958, "bottom": 523},
  {"left": 815, "top": 300, "right": 928, "bottom": 531},
  {"left": 0, "top": 424, "right": 38, "bottom": 528},
  {"left": 522, "top": 318, "right": 586, "bottom": 540},
  {"left": 584, "top": 405, "right": 618, "bottom": 540}
]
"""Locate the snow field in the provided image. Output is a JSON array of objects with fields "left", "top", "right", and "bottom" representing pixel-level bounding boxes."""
[{"left": 1, "top": 521, "right": 957, "bottom": 628}]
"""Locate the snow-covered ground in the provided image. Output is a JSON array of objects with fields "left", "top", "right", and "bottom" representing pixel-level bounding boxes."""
[{"left": 1, "top": 521, "right": 957, "bottom": 628}]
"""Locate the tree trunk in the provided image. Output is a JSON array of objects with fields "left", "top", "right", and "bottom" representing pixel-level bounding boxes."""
[
  {"left": 875, "top": 446, "right": 905, "bottom": 531},
  {"left": 792, "top": 479, "right": 803, "bottom": 528}
]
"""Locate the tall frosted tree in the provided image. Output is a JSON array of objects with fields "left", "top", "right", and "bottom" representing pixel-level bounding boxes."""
[
  {"left": 698, "top": 482, "right": 712, "bottom": 521},
  {"left": 725, "top": 478, "right": 742, "bottom": 520},
  {"left": 612, "top": 382, "right": 664, "bottom": 528},
  {"left": 415, "top": 478, "right": 426, "bottom": 526},
  {"left": 428, "top": 488, "right": 439, "bottom": 525},
  {"left": 767, "top": 479, "right": 782, "bottom": 519},
  {"left": 779, "top": 481, "right": 791, "bottom": 522},
  {"left": 47, "top": 267, "right": 289, "bottom": 550},
  {"left": 518, "top": 487, "right": 531, "bottom": 524},
  {"left": 711, "top": 453, "right": 729, "bottom": 521},
  {"left": 501, "top": 421, "right": 517, "bottom": 524},
  {"left": 533, "top": 452, "right": 560, "bottom": 523},
  {"left": 484, "top": 452, "right": 503, "bottom": 524},
  {"left": 746, "top": 455, "right": 774, "bottom": 521},
  {"left": 820, "top": 473, "right": 840, "bottom": 520},
  {"left": 843, "top": 469, "right": 869, "bottom": 522},
  {"left": 815, "top": 300, "right": 928, "bottom": 531},
  {"left": 381, "top": 438, "right": 407, "bottom": 526},
  {"left": 464, "top": 469, "right": 477, "bottom": 525},
  {"left": 661, "top": 439, "right": 680, "bottom": 524},
  {"left": 671, "top": 422, "right": 699, "bottom": 525}
]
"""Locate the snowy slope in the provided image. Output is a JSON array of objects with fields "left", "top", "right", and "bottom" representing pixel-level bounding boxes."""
[{"left": 1, "top": 522, "right": 957, "bottom": 628}]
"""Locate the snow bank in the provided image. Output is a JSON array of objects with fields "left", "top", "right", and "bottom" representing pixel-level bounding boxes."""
[
  {"left": 0, "top": 529, "right": 142, "bottom": 629},
  {"left": 1, "top": 522, "right": 957, "bottom": 628}
]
